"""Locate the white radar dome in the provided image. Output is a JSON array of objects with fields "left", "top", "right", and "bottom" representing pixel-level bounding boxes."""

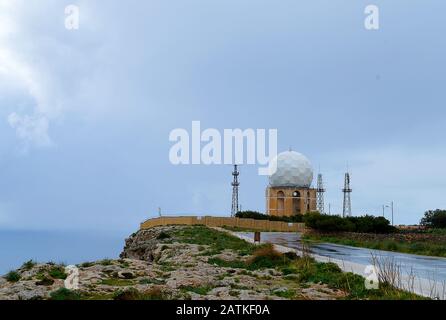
[{"left": 268, "top": 151, "right": 314, "bottom": 188}]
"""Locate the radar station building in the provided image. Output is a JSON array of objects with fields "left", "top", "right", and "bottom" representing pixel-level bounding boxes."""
[{"left": 266, "top": 151, "right": 317, "bottom": 217}]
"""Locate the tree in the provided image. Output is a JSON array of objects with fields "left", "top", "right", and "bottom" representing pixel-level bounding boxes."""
[
  {"left": 235, "top": 211, "right": 303, "bottom": 223},
  {"left": 420, "top": 210, "right": 446, "bottom": 229},
  {"left": 304, "top": 213, "right": 396, "bottom": 233}
]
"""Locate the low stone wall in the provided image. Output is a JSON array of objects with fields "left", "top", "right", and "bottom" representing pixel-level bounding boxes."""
[
  {"left": 305, "top": 230, "right": 446, "bottom": 243},
  {"left": 140, "top": 216, "right": 304, "bottom": 232}
]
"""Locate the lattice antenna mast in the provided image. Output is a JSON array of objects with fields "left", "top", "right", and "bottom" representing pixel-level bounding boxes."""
[
  {"left": 342, "top": 171, "right": 352, "bottom": 217},
  {"left": 231, "top": 165, "right": 240, "bottom": 217},
  {"left": 316, "top": 173, "right": 325, "bottom": 214}
]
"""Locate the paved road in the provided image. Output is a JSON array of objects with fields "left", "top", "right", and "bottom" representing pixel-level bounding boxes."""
[{"left": 237, "top": 232, "right": 446, "bottom": 298}]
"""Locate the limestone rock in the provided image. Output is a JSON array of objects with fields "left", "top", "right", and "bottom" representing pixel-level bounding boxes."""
[{"left": 0, "top": 226, "right": 348, "bottom": 300}]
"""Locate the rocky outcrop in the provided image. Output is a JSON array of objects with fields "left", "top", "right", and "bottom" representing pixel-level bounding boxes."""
[
  {"left": 0, "top": 263, "right": 67, "bottom": 300},
  {"left": 120, "top": 226, "right": 175, "bottom": 261},
  {"left": 0, "top": 226, "right": 345, "bottom": 300}
]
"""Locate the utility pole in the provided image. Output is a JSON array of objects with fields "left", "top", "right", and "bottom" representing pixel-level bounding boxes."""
[
  {"left": 383, "top": 203, "right": 394, "bottom": 225},
  {"left": 231, "top": 165, "right": 240, "bottom": 217},
  {"left": 342, "top": 172, "right": 352, "bottom": 218},
  {"left": 316, "top": 173, "right": 325, "bottom": 214}
]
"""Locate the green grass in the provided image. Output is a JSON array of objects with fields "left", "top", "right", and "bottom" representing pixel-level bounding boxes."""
[
  {"left": 208, "top": 257, "right": 247, "bottom": 269},
  {"left": 35, "top": 276, "right": 54, "bottom": 286},
  {"left": 230, "top": 283, "right": 249, "bottom": 290},
  {"left": 239, "top": 270, "right": 256, "bottom": 277},
  {"left": 99, "top": 259, "right": 113, "bottom": 266},
  {"left": 229, "top": 290, "right": 240, "bottom": 297},
  {"left": 5, "top": 271, "right": 21, "bottom": 282},
  {"left": 118, "top": 260, "right": 130, "bottom": 268},
  {"left": 221, "top": 226, "right": 283, "bottom": 233},
  {"left": 80, "top": 292, "right": 114, "bottom": 300},
  {"left": 208, "top": 244, "right": 293, "bottom": 271},
  {"left": 157, "top": 226, "right": 424, "bottom": 300},
  {"left": 168, "top": 226, "right": 256, "bottom": 256},
  {"left": 100, "top": 278, "right": 134, "bottom": 286},
  {"left": 80, "top": 262, "right": 95, "bottom": 268},
  {"left": 180, "top": 285, "right": 214, "bottom": 295},
  {"left": 50, "top": 288, "right": 81, "bottom": 300},
  {"left": 303, "top": 234, "right": 446, "bottom": 258},
  {"left": 48, "top": 266, "right": 68, "bottom": 280},
  {"left": 157, "top": 261, "right": 176, "bottom": 272},
  {"left": 197, "top": 249, "right": 221, "bottom": 256},
  {"left": 424, "top": 228, "right": 446, "bottom": 235},
  {"left": 201, "top": 230, "right": 424, "bottom": 300},
  {"left": 139, "top": 278, "right": 166, "bottom": 285},
  {"left": 273, "top": 289, "right": 296, "bottom": 299},
  {"left": 21, "top": 260, "right": 36, "bottom": 271},
  {"left": 113, "top": 287, "right": 166, "bottom": 300},
  {"left": 288, "top": 256, "right": 425, "bottom": 300}
]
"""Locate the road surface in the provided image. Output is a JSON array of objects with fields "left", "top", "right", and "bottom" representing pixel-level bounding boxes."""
[{"left": 236, "top": 231, "right": 446, "bottom": 299}]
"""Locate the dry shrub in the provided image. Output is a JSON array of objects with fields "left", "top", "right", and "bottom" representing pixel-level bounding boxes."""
[
  {"left": 143, "top": 286, "right": 165, "bottom": 300},
  {"left": 251, "top": 244, "right": 282, "bottom": 260},
  {"left": 113, "top": 286, "right": 166, "bottom": 300},
  {"left": 246, "top": 244, "right": 288, "bottom": 269}
]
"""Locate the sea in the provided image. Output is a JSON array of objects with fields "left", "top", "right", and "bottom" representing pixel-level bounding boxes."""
[{"left": 0, "top": 229, "right": 128, "bottom": 275}]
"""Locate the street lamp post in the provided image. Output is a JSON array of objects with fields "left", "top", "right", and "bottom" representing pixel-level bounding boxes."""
[
  {"left": 382, "top": 203, "right": 394, "bottom": 225},
  {"left": 391, "top": 201, "right": 394, "bottom": 226}
]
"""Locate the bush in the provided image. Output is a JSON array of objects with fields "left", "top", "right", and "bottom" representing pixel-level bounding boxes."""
[
  {"left": 235, "top": 211, "right": 303, "bottom": 223},
  {"left": 304, "top": 213, "right": 355, "bottom": 232},
  {"left": 5, "top": 271, "right": 21, "bottom": 283},
  {"left": 139, "top": 278, "right": 165, "bottom": 285},
  {"left": 156, "top": 232, "right": 171, "bottom": 240},
  {"left": 180, "top": 285, "right": 213, "bottom": 296},
  {"left": 100, "top": 278, "right": 134, "bottom": 286},
  {"left": 208, "top": 244, "right": 293, "bottom": 271},
  {"left": 207, "top": 244, "right": 291, "bottom": 271},
  {"left": 36, "top": 277, "right": 55, "bottom": 286},
  {"left": 247, "top": 244, "right": 284, "bottom": 269},
  {"left": 120, "top": 272, "right": 135, "bottom": 279},
  {"left": 80, "top": 262, "right": 95, "bottom": 268},
  {"left": 113, "top": 288, "right": 141, "bottom": 300},
  {"left": 49, "top": 266, "right": 68, "bottom": 280},
  {"left": 100, "top": 259, "right": 113, "bottom": 266},
  {"left": 421, "top": 209, "right": 446, "bottom": 229},
  {"left": 113, "top": 287, "right": 166, "bottom": 300},
  {"left": 50, "top": 288, "right": 81, "bottom": 300},
  {"left": 21, "top": 260, "right": 36, "bottom": 271},
  {"left": 347, "top": 215, "right": 395, "bottom": 233},
  {"left": 304, "top": 212, "right": 396, "bottom": 234}
]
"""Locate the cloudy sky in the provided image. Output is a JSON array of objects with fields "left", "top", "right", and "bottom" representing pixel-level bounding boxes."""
[{"left": 0, "top": 0, "right": 445, "bottom": 233}]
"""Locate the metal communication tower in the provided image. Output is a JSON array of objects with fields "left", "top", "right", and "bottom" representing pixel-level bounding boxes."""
[
  {"left": 316, "top": 173, "right": 325, "bottom": 214},
  {"left": 342, "top": 172, "right": 352, "bottom": 217},
  {"left": 231, "top": 165, "right": 240, "bottom": 217}
]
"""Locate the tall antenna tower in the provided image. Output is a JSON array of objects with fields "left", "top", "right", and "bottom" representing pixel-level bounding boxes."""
[
  {"left": 342, "top": 171, "right": 352, "bottom": 217},
  {"left": 316, "top": 173, "right": 325, "bottom": 214},
  {"left": 231, "top": 165, "right": 240, "bottom": 217}
]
